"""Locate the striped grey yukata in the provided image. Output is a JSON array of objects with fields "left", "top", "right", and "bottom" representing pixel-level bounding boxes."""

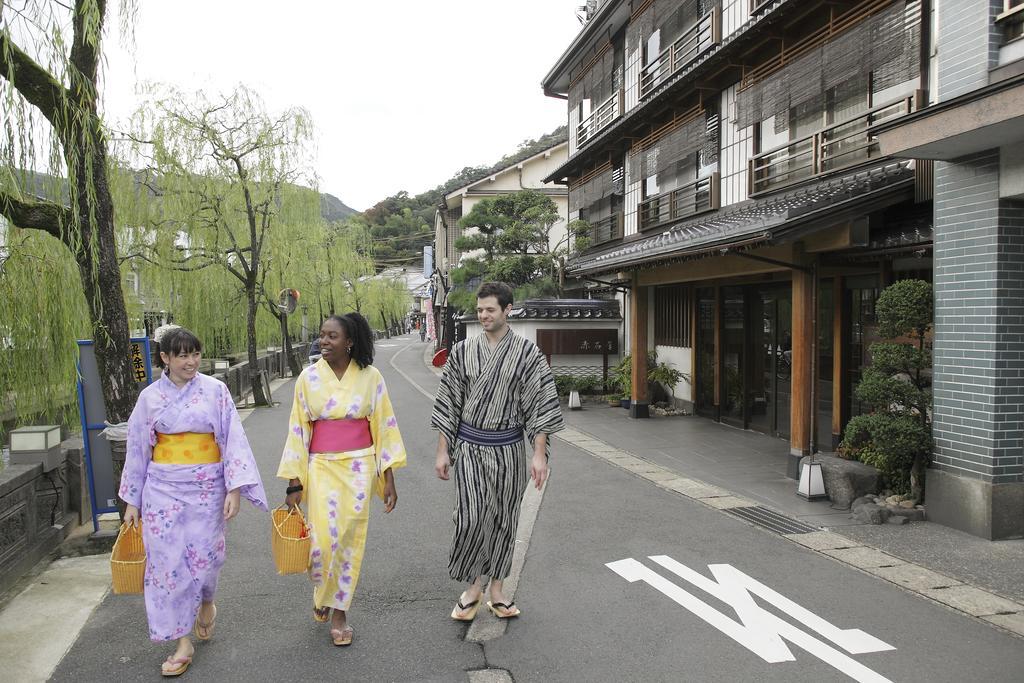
[{"left": 431, "top": 330, "right": 564, "bottom": 582}]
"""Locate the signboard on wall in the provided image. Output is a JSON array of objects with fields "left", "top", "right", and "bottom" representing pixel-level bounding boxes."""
[
  {"left": 423, "top": 245, "right": 433, "bottom": 277},
  {"left": 77, "top": 338, "right": 153, "bottom": 530},
  {"left": 536, "top": 328, "right": 618, "bottom": 356}
]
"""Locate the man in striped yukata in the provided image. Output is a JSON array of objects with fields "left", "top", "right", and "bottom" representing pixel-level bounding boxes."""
[{"left": 432, "top": 281, "right": 564, "bottom": 621}]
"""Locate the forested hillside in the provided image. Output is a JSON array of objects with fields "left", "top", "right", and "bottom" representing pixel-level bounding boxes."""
[{"left": 343, "top": 126, "right": 567, "bottom": 269}]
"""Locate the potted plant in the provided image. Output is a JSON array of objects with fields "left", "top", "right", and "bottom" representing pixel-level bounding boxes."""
[
  {"left": 612, "top": 355, "right": 633, "bottom": 408},
  {"left": 649, "top": 362, "right": 685, "bottom": 406},
  {"left": 567, "top": 376, "right": 583, "bottom": 411}
]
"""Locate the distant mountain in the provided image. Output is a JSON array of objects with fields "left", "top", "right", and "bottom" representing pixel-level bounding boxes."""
[{"left": 320, "top": 192, "right": 358, "bottom": 222}]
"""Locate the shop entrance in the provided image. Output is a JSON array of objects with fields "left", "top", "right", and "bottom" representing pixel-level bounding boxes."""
[{"left": 695, "top": 284, "right": 792, "bottom": 438}]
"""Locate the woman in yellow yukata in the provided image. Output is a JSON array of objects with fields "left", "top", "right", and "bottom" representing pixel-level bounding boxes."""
[{"left": 278, "top": 312, "right": 406, "bottom": 646}]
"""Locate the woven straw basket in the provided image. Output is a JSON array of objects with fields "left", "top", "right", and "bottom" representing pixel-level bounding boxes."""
[
  {"left": 110, "top": 523, "right": 146, "bottom": 594},
  {"left": 272, "top": 505, "right": 311, "bottom": 575}
]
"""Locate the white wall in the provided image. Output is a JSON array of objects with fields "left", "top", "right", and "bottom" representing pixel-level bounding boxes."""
[{"left": 654, "top": 344, "right": 694, "bottom": 403}]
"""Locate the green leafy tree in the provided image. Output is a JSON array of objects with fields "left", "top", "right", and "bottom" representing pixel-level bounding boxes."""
[
  {"left": 449, "top": 190, "right": 566, "bottom": 309},
  {"left": 840, "top": 279, "right": 933, "bottom": 500},
  {"left": 1, "top": 0, "right": 141, "bottom": 426},
  {"left": 128, "top": 85, "right": 316, "bottom": 405}
]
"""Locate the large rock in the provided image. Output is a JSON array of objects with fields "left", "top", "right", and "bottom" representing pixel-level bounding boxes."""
[
  {"left": 853, "top": 502, "right": 891, "bottom": 524},
  {"left": 801, "top": 455, "right": 882, "bottom": 510}
]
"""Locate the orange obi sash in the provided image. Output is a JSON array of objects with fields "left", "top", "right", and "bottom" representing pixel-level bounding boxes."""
[
  {"left": 153, "top": 432, "right": 221, "bottom": 465},
  {"left": 309, "top": 418, "right": 373, "bottom": 453}
]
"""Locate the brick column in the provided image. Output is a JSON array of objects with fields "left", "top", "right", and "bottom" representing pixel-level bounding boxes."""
[{"left": 930, "top": 149, "right": 1024, "bottom": 539}]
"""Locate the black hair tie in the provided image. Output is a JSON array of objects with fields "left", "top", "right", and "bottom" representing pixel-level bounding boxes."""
[{"left": 286, "top": 484, "right": 303, "bottom": 495}]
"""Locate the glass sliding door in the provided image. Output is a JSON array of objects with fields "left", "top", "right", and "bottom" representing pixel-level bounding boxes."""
[
  {"left": 748, "top": 286, "right": 791, "bottom": 438},
  {"left": 695, "top": 288, "right": 717, "bottom": 417},
  {"left": 721, "top": 287, "right": 746, "bottom": 427}
]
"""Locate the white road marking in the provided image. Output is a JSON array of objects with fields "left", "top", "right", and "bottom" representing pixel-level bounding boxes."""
[
  {"left": 607, "top": 556, "right": 894, "bottom": 683},
  {"left": 388, "top": 343, "right": 436, "bottom": 400}
]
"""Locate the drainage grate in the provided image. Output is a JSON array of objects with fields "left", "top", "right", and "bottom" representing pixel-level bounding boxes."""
[{"left": 725, "top": 506, "right": 820, "bottom": 535}]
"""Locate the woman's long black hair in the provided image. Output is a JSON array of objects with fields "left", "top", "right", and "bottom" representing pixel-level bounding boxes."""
[{"left": 327, "top": 312, "right": 374, "bottom": 369}]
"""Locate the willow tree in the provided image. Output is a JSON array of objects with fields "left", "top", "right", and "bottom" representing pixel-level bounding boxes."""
[
  {"left": 130, "top": 86, "right": 315, "bottom": 405},
  {"left": 0, "top": 0, "right": 140, "bottom": 423},
  {"left": 0, "top": 219, "right": 90, "bottom": 433}
]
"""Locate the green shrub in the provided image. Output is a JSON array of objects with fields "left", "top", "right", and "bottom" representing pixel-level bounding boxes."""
[{"left": 839, "top": 279, "right": 932, "bottom": 499}]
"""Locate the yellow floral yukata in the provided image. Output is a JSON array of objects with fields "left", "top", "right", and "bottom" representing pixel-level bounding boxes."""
[{"left": 277, "top": 359, "right": 407, "bottom": 611}]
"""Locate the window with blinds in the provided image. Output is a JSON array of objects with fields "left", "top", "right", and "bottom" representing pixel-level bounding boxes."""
[{"left": 654, "top": 284, "right": 692, "bottom": 347}]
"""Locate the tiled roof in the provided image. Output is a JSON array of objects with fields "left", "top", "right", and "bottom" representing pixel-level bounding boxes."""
[
  {"left": 460, "top": 298, "right": 621, "bottom": 322},
  {"left": 568, "top": 161, "right": 916, "bottom": 276}
]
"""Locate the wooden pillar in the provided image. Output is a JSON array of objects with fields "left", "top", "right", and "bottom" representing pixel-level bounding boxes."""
[
  {"left": 789, "top": 257, "right": 813, "bottom": 476},
  {"left": 831, "top": 275, "right": 845, "bottom": 451},
  {"left": 630, "top": 274, "right": 650, "bottom": 418}
]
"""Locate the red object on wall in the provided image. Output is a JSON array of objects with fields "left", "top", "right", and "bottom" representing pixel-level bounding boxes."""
[{"left": 432, "top": 348, "right": 449, "bottom": 367}]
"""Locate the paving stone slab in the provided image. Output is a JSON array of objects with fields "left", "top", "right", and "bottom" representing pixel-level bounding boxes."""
[
  {"left": 783, "top": 531, "right": 858, "bottom": 551},
  {"left": 982, "top": 612, "right": 1024, "bottom": 638},
  {"left": 923, "top": 585, "right": 1023, "bottom": 617},
  {"left": 868, "top": 563, "right": 962, "bottom": 591},
  {"left": 821, "top": 546, "right": 905, "bottom": 569},
  {"left": 639, "top": 469, "right": 679, "bottom": 483},
  {"left": 702, "top": 495, "right": 756, "bottom": 509},
  {"left": 468, "top": 669, "right": 514, "bottom": 683}
]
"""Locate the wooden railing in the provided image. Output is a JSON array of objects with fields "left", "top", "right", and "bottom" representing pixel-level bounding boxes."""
[
  {"left": 590, "top": 212, "right": 624, "bottom": 245},
  {"left": 748, "top": 96, "right": 914, "bottom": 196},
  {"left": 638, "top": 173, "right": 720, "bottom": 232},
  {"left": 638, "top": 8, "right": 720, "bottom": 100},
  {"left": 577, "top": 89, "right": 622, "bottom": 147}
]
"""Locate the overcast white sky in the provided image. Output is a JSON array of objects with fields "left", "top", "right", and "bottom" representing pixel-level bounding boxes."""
[{"left": 102, "top": 1, "right": 584, "bottom": 211}]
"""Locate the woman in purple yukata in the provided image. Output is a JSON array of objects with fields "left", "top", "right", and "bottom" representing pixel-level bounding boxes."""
[{"left": 120, "top": 326, "right": 268, "bottom": 677}]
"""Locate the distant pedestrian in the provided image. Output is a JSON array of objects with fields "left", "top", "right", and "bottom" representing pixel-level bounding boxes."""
[
  {"left": 278, "top": 313, "right": 406, "bottom": 646},
  {"left": 431, "top": 282, "right": 563, "bottom": 621},
  {"left": 120, "top": 325, "right": 268, "bottom": 677},
  {"left": 419, "top": 324, "right": 426, "bottom": 343}
]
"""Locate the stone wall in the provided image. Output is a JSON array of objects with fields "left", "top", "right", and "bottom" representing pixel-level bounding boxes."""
[{"left": 0, "top": 448, "right": 76, "bottom": 598}]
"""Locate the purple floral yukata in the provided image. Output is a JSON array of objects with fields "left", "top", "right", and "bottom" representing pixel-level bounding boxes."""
[{"left": 119, "top": 372, "right": 268, "bottom": 642}]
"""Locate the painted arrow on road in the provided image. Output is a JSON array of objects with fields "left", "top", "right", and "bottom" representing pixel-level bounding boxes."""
[{"left": 607, "top": 556, "right": 895, "bottom": 683}]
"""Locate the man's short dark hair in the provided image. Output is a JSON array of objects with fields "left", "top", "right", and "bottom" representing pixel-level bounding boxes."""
[{"left": 477, "top": 282, "right": 514, "bottom": 309}]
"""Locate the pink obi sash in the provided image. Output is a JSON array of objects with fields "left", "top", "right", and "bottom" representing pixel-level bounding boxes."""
[{"left": 310, "top": 418, "right": 373, "bottom": 453}]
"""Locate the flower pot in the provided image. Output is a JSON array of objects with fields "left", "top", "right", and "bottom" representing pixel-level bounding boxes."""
[
  {"left": 568, "top": 390, "right": 582, "bottom": 410},
  {"left": 620, "top": 398, "right": 631, "bottom": 409}
]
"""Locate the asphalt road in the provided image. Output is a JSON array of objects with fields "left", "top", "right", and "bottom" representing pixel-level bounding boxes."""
[{"left": 51, "top": 334, "right": 1024, "bottom": 682}]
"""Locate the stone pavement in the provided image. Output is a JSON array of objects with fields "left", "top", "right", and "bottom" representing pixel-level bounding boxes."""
[{"left": 552, "top": 403, "right": 1024, "bottom": 639}]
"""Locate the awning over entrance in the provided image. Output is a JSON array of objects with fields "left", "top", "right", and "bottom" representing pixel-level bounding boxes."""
[{"left": 568, "top": 161, "right": 916, "bottom": 277}]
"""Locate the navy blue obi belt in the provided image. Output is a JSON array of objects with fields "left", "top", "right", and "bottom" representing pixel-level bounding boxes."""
[{"left": 456, "top": 423, "right": 524, "bottom": 447}]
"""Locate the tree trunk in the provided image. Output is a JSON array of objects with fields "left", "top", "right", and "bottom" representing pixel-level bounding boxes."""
[
  {"left": 71, "top": 152, "right": 139, "bottom": 423},
  {"left": 247, "top": 281, "right": 270, "bottom": 406},
  {"left": 910, "top": 452, "right": 926, "bottom": 502},
  {"left": 279, "top": 311, "right": 301, "bottom": 377},
  {"left": 63, "top": 24, "right": 138, "bottom": 424},
  {"left": 380, "top": 307, "right": 390, "bottom": 338}
]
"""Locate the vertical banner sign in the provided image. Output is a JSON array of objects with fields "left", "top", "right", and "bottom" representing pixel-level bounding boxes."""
[
  {"left": 423, "top": 245, "right": 433, "bottom": 278},
  {"left": 77, "top": 337, "right": 153, "bottom": 531}
]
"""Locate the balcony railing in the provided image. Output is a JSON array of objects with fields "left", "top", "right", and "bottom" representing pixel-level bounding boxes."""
[
  {"left": 639, "top": 173, "right": 720, "bottom": 232},
  {"left": 638, "top": 8, "right": 720, "bottom": 101},
  {"left": 590, "top": 212, "right": 624, "bottom": 246},
  {"left": 577, "top": 89, "right": 622, "bottom": 147},
  {"left": 748, "top": 96, "right": 915, "bottom": 196}
]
